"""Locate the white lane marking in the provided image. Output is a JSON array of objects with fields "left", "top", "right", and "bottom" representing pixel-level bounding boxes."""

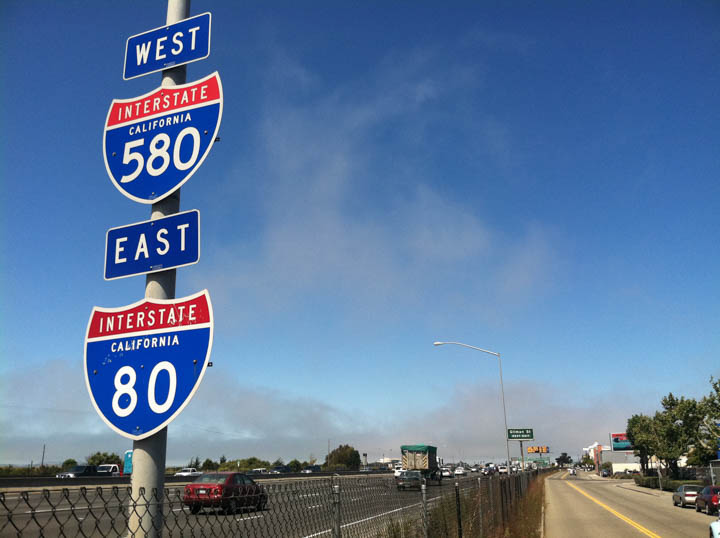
[{"left": 302, "top": 500, "right": 423, "bottom": 538}]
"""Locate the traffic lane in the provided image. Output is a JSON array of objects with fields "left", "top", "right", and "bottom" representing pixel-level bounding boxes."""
[
  {"left": 575, "top": 473, "right": 712, "bottom": 537},
  {"left": 1, "top": 477, "right": 459, "bottom": 537},
  {"left": 549, "top": 471, "right": 710, "bottom": 538},
  {"left": 545, "top": 471, "right": 642, "bottom": 537}
]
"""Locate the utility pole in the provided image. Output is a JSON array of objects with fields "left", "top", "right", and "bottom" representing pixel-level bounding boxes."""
[{"left": 128, "top": 1, "right": 189, "bottom": 535}]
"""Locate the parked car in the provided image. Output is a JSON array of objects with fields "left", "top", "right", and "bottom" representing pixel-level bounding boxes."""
[
  {"left": 174, "top": 468, "right": 202, "bottom": 477},
  {"left": 395, "top": 470, "right": 422, "bottom": 490},
  {"left": 441, "top": 468, "right": 452, "bottom": 478},
  {"left": 672, "top": 485, "right": 702, "bottom": 508},
  {"left": 97, "top": 464, "right": 121, "bottom": 476},
  {"left": 56, "top": 465, "right": 98, "bottom": 479},
  {"left": 497, "top": 465, "right": 508, "bottom": 475},
  {"left": 695, "top": 486, "right": 720, "bottom": 515},
  {"left": 454, "top": 467, "right": 467, "bottom": 476},
  {"left": 183, "top": 472, "right": 267, "bottom": 514},
  {"left": 601, "top": 469, "right": 610, "bottom": 477},
  {"left": 394, "top": 465, "right": 405, "bottom": 477}
]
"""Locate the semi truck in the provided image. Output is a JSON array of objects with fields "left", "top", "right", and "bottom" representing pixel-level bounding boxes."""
[{"left": 400, "top": 445, "right": 442, "bottom": 485}]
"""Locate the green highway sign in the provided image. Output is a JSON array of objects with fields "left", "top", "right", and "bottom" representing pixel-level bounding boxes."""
[{"left": 507, "top": 428, "right": 534, "bottom": 440}]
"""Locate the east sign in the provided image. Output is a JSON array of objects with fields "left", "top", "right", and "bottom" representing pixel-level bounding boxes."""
[
  {"left": 104, "top": 209, "right": 200, "bottom": 280},
  {"left": 103, "top": 72, "right": 223, "bottom": 204},
  {"left": 84, "top": 291, "right": 213, "bottom": 440}
]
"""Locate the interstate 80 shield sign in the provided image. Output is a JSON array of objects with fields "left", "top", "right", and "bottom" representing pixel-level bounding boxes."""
[
  {"left": 103, "top": 72, "right": 223, "bottom": 204},
  {"left": 84, "top": 290, "right": 213, "bottom": 440}
]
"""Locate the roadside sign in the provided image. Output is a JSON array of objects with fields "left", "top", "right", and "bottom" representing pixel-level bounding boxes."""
[
  {"left": 124, "top": 12, "right": 211, "bottom": 80},
  {"left": 507, "top": 428, "right": 534, "bottom": 441},
  {"left": 103, "top": 71, "right": 223, "bottom": 204},
  {"left": 84, "top": 290, "right": 213, "bottom": 441},
  {"left": 105, "top": 209, "right": 200, "bottom": 280}
]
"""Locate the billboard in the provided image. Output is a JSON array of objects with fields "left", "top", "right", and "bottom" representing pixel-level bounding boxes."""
[
  {"left": 610, "top": 432, "right": 633, "bottom": 451},
  {"left": 527, "top": 446, "right": 549, "bottom": 454}
]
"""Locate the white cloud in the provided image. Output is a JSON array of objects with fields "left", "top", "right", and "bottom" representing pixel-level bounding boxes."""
[{"left": 0, "top": 357, "right": 655, "bottom": 466}]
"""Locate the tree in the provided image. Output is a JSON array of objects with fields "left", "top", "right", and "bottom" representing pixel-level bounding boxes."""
[
  {"left": 696, "top": 378, "right": 720, "bottom": 465},
  {"left": 188, "top": 456, "right": 201, "bottom": 469},
  {"left": 86, "top": 452, "right": 122, "bottom": 466},
  {"left": 627, "top": 414, "right": 655, "bottom": 473},
  {"left": 62, "top": 459, "right": 77, "bottom": 470},
  {"left": 555, "top": 453, "right": 572, "bottom": 467},
  {"left": 579, "top": 455, "right": 594, "bottom": 469},
  {"left": 288, "top": 459, "right": 303, "bottom": 473},
  {"left": 271, "top": 458, "right": 285, "bottom": 467},
  {"left": 201, "top": 458, "right": 219, "bottom": 471},
  {"left": 326, "top": 444, "right": 361, "bottom": 471},
  {"left": 219, "top": 455, "right": 227, "bottom": 464}
]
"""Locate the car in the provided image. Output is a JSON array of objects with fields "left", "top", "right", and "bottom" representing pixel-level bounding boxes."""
[
  {"left": 441, "top": 468, "right": 452, "bottom": 478},
  {"left": 271, "top": 465, "right": 290, "bottom": 474},
  {"left": 497, "top": 465, "right": 508, "bottom": 474},
  {"left": 301, "top": 465, "right": 322, "bottom": 474},
  {"left": 395, "top": 470, "right": 422, "bottom": 490},
  {"left": 470, "top": 467, "right": 478, "bottom": 473},
  {"left": 56, "top": 465, "right": 98, "bottom": 479},
  {"left": 695, "top": 486, "right": 720, "bottom": 515},
  {"left": 183, "top": 472, "right": 267, "bottom": 515},
  {"left": 712, "top": 519, "right": 720, "bottom": 538},
  {"left": 454, "top": 467, "right": 467, "bottom": 476},
  {"left": 569, "top": 468, "right": 576, "bottom": 476},
  {"left": 601, "top": 469, "right": 610, "bottom": 477},
  {"left": 97, "top": 464, "right": 121, "bottom": 476},
  {"left": 393, "top": 465, "right": 405, "bottom": 477},
  {"left": 174, "top": 468, "right": 202, "bottom": 477},
  {"left": 672, "top": 485, "right": 702, "bottom": 507}
]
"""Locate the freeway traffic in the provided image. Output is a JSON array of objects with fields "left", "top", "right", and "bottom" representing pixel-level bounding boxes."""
[{"left": 0, "top": 473, "right": 476, "bottom": 537}]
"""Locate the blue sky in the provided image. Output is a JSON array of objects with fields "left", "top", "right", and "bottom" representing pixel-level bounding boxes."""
[{"left": 1, "top": 1, "right": 719, "bottom": 466}]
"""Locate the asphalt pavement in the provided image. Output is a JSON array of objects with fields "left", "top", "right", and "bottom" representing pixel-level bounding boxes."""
[{"left": 544, "top": 470, "right": 715, "bottom": 538}]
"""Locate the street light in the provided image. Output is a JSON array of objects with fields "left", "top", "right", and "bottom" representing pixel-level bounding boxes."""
[{"left": 433, "top": 341, "right": 511, "bottom": 469}]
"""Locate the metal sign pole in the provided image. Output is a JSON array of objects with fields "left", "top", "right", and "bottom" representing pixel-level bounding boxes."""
[{"left": 128, "top": 1, "right": 189, "bottom": 535}]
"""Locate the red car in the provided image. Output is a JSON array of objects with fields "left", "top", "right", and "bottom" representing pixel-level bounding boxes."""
[
  {"left": 183, "top": 472, "right": 268, "bottom": 514},
  {"left": 695, "top": 486, "right": 720, "bottom": 515}
]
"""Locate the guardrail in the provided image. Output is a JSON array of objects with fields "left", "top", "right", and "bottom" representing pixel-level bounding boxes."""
[{"left": 0, "top": 470, "right": 392, "bottom": 491}]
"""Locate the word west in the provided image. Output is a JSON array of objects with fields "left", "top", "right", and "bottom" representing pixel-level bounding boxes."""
[
  {"left": 114, "top": 223, "right": 190, "bottom": 264},
  {"left": 134, "top": 26, "right": 201, "bottom": 67}
]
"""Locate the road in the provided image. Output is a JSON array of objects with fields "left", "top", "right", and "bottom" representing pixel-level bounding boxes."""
[
  {"left": 545, "top": 470, "right": 715, "bottom": 537},
  {"left": 0, "top": 474, "right": 478, "bottom": 537}
]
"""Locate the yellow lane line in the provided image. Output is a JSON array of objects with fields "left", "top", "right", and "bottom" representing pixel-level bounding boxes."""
[{"left": 564, "top": 480, "right": 661, "bottom": 538}]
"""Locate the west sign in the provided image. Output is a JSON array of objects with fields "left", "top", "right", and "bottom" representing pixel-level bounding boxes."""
[
  {"left": 103, "top": 72, "right": 223, "bottom": 204},
  {"left": 84, "top": 290, "right": 213, "bottom": 440}
]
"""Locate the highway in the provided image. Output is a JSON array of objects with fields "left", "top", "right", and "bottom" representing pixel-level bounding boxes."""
[
  {"left": 0, "top": 474, "right": 475, "bottom": 537},
  {"left": 545, "top": 470, "right": 714, "bottom": 537}
]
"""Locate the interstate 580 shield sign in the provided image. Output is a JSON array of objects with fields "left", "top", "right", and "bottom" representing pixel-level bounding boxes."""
[
  {"left": 84, "top": 290, "right": 213, "bottom": 440},
  {"left": 103, "top": 72, "right": 223, "bottom": 204}
]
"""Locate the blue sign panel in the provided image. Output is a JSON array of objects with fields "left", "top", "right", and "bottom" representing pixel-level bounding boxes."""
[
  {"left": 103, "top": 72, "right": 223, "bottom": 204},
  {"left": 105, "top": 210, "right": 200, "bottom": 280},
  {"left": 123, "top": 12, "right": 211, "bottom": 80},
  {"left": 84, "top": 291, "right": 213, "bottom": 441}
]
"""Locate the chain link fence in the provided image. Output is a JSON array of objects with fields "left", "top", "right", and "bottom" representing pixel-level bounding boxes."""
[{"left": 0, "top": 470, "right": 546, "bottom": 537}]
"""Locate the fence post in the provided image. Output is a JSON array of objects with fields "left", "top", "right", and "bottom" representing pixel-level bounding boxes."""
[
  {"left": 477, "top": 477, "right": 483, "bottom": 537},
  {"left": 455, "top": 481, "right": 463, "bottom": 538},
  {"left": 422, "top": 482, "right": 429, "bottom": 538},
  {"left": 332, "top": 483, "right": 341, "bottom": 538}
]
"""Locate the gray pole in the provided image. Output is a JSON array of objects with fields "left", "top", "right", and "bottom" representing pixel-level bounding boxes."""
[
  {"left": 497, "top": 353, "right": 511, "bottom": 469},
  {"left": 128, "top": 1, "right": 189, "bottom": 535}
]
